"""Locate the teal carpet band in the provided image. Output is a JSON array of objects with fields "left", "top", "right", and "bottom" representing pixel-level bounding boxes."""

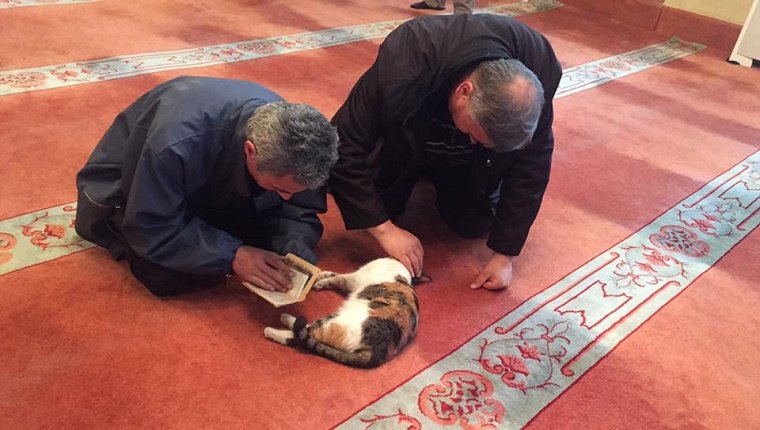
[{"left": 0, "top": 0, "right": 95, "bottom": 9}]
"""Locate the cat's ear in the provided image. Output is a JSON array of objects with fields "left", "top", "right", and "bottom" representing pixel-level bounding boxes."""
[{"left": 412, "top": 273, "right": 432, "bottom": 286}]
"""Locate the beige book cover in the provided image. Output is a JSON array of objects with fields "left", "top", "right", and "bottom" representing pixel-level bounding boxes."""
[{"left": 241, "top": 253, "right": 321, "bottom": 307}]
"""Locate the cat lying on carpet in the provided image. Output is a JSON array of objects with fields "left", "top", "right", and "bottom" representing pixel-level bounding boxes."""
[{"left": 264, "top": 258, "right": 422, "bottom": 368}]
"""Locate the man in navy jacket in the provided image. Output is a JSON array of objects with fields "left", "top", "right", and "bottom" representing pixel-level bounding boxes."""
[
  {"left": 330, "top": 15, "right": 562, "bottom": 290},
  {"left": 75, "top": 76, "right": 339, "bottom": 296}
]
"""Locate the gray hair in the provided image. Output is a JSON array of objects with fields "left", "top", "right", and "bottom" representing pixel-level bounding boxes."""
[
  {"left": 469, "top": 59, "right": 545, "bottom": 152},
  {"left": 246, "top": 102, "right": 339, "bottom": 189}
]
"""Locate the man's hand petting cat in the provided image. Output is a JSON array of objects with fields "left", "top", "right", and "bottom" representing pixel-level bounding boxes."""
[
  {"left": 232, "top": 246, "right": 293, "bottom": 292},
  {"left": 470, "top": 253, "right": 513, "bottom": 290},
  {"left": 367, "top": 220, "right": 424, "bottom": 277}
]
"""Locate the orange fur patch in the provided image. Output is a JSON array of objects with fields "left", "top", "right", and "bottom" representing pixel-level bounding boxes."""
[{"left": 311, "top": 323, "right": 351, "bottom": 350}]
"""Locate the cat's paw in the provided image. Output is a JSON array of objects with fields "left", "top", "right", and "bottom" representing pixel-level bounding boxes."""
[
  {"left": 313, "top": 271, "right": 338, "bottom": 290},
  {"left": 264, "top": 327, "right": 293, "bottom": 345},
  {"left": 280, "top": 313, "right": 296, "bottom": 328}
]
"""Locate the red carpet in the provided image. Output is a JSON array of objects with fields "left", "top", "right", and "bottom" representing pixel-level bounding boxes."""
[{"left": 1, "top": 1, "right": 758, "bottom": 428}]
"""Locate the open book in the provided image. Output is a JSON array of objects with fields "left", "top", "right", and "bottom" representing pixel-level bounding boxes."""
[{"left": 241, "top": 253, "right": 321, "bottom": 307}]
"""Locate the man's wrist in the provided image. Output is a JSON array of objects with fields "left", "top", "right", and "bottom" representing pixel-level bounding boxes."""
[
  {"left": 230, "top": 245, "right": 246, "bottom": 276},
  {"left": 492, "top": 252, "right": 514, "bottom": 263},
  {"left": 367, "top": 220, "right": 393, "bottom": 237}
]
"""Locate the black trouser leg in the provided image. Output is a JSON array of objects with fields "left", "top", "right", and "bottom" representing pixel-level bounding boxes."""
[
  {"left": 127, "top": 255, "right": 223, "bottom": 297},
  {"left": 75, "top": 189, "right": 128, "bottom": 260},
  {"left": 425, "top": 166, "right": 499, "bottom": 239}
]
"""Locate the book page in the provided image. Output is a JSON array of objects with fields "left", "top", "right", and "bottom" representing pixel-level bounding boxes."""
[{"left": 241, "top": 254, "right": 320, "bottom": 307}]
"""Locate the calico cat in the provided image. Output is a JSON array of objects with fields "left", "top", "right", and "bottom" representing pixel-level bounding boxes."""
[{"left": 263, "top": 258, "right": 421, "bottom": 368}]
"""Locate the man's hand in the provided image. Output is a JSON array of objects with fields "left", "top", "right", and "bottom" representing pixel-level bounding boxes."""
[
  {"left": 367, "top": 220, "right": 424, "bottom": 277},
  {"left": 232, "top": 246, "right": 293, "bottom": 292},
  {"left": 470, "top": 253, "right": 513, "bottom": 290}
]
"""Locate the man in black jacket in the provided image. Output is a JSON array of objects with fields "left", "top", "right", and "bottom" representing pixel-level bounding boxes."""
[
  {"left": 330, "top": 15, "right": 562, "bottom": 290},
  {"left": 75, "top": 76, "right": 339, "bottom": 296}
]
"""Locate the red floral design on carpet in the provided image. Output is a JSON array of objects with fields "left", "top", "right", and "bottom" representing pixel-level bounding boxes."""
[
  {"left": 0, "top": 233, "right": 17, "bottom": 266},
  {"left": 678, "top": 203, "right": 736, "bottom": 237},
  {"left": 360, "top": 409, "right": 421, "bottom": 429},
  {"left": 418, "top": 370, "right": 506, "bottom": 429},
  {"left": 236, "top": 41, "right": 278, "bottom": 54},
  {"left": 612, "top": 246, "right": 685, "bottom": 288},
  {"left": 0, "top": 72, "right": 47, "bottom": 88},
  {"left": 479, "top": 321, "right": 571, "bottom": 392},
  {"left": 649, "top": 225, "right": 710, "bottom": 257},
  {"left": 21, "top": 207, "right": 85, "bottom": 251}
]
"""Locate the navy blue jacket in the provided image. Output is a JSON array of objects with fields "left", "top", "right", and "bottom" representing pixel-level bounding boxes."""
[{"left": 76, "top": 76, "right": 326, "bottom": 275}]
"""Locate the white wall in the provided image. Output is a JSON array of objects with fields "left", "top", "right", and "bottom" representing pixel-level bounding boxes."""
[{"left": 665, "top": 0, "right": 753, "bottom": 25}]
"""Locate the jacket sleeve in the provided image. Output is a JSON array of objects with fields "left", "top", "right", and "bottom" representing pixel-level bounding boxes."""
[
  {"left": 329, "top": 63, "right": 390, "bottom": 229},
  {"left": 487, "top": 65, "right": 563, "bottom": 257},
  {"left": 121, "top": 141, "right": 243, "bottom": 276},
  {"left": 258, "top": 188, "right": 327, "bottom": 264}
]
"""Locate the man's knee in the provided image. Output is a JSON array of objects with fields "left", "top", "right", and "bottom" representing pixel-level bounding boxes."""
[
  {"left": 435, "top": 191, "right": 495, "bottom": 238},
  {"left": 443, "top": 214, "right": 492, "bottom": 238},
  {"left": 142, "top": 281, "right": 186, "bottom": 297},
  {"left": 76, "top": 195, "right": 131, "bottom": 259},
  {"left": 75, "top": 191, "right": 110, "bottom": 243},
  {"left": 127, "top": 255, "right": 220, "bottom": 297}
]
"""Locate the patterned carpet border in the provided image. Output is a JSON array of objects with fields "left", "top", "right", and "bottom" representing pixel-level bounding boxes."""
[
  {"left": 0, "top": 0, "right": 562, "bottom": 96},
  {"left": 0, "top": 0, "right": 94, "bottom": 9},
  {"left": 335, "top": 157, "right": 760, "bottom": 428},
  {"left": 0, "top": 204, "right": 93, "bottom": 276},
  {"left": 556, "top": 37, "right": 704, "bottom": 98}
]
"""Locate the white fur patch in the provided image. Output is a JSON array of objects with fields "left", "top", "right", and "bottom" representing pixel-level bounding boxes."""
[
  {"left": 350, "top": 258, "right": 410, "bottom": 287},
  {"left": 330, "top": 300, "right": 370, "bottom": 349},
  {"left": 264, "top": 327, "right": 293, "bottom": 345}
]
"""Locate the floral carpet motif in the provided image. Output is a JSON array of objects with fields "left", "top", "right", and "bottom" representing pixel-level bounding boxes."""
[
  {"left": 0, "top": 205, "right": 93, "bottom": 276},
  {"left": 0, "top": 0, "right": 94, "bottom": 9},
  {"left": 556, "top": 38, "right": 704, "bottom": 97},
  {"left": 336, "top": 155, "right": 760, "bottom": 429}
]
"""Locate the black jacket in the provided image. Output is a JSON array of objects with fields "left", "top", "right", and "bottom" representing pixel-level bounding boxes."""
[
  {"left": 75, "top": 76, "right": 326, "bottom": 275},
  {"left": 330, "top": 14, "right": 562, "bottom": 256}
]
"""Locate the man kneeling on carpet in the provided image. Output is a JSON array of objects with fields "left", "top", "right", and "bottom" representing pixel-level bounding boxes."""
[
  {"left": 75, "top": 76, "right": 339, "bottom": 297},
  {"left": 329, "top": 14, "right": 563, "bottom": 291}
]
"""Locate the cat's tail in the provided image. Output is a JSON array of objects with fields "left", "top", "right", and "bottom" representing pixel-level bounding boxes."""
[{"left": 290, "top": 317, "right": 379, "bottom": 368}]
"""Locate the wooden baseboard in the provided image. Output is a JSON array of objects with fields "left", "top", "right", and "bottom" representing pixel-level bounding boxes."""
[
  {"left": 562, "top": 0, "right": 742, "bottom": 53},
  {"left": 656, "top": 7, "right": 742, "bottom": 53},
  {"left": 560, "top": 0, "right": 665, "bottom": 30}
]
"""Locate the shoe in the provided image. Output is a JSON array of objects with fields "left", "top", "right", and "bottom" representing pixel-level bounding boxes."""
[{"left": 410, "top": 2, "right": 445, "bottom": 11}]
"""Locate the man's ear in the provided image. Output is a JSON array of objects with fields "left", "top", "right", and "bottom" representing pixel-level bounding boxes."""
[
  {"left": 244, "top": 140, "right": 257, "bottom": 160},
  {"left": 454, "top": 79, "right": 474, "bottom": 99}
]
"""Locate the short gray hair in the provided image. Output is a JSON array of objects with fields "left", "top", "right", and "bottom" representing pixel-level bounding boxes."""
[
  {"left": 246, "top": 102, "right": 339, "bottom": 189},
  {"left": 469, "top": 59, "right": 545, "bottom": 152}
]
